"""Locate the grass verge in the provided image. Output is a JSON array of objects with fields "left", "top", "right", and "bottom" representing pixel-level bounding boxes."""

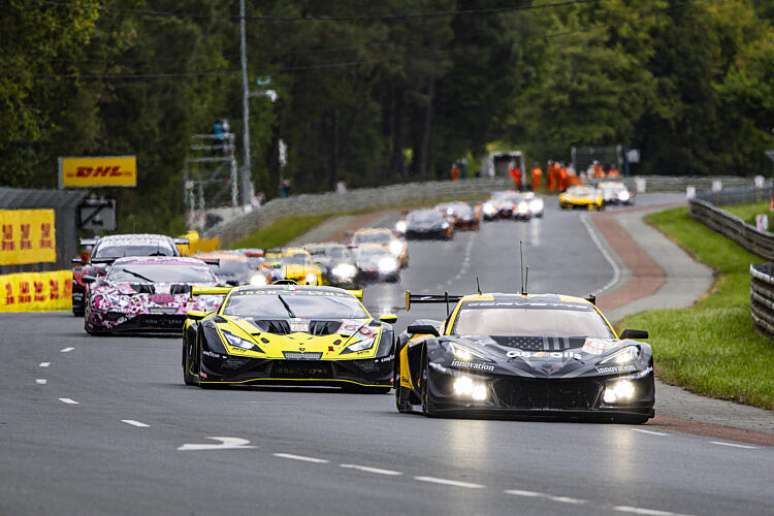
[
  {"left": 723, "top": 201, "right": 772, "bottom": 228},
  {"left": 620, "top": 207, "right": 774, "bottom": 410}
]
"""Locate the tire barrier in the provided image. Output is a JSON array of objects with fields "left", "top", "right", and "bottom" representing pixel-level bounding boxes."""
[{"left": 750, "top": 263, "right": 774, "bottom": 338}]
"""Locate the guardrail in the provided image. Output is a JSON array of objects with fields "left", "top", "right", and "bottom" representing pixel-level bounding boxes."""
[
  {"left": 689, "top": 188, "right": 774, "bottom": 260},
  {"left": 750, "top": 263, "right": 774, "bottom": 337}
]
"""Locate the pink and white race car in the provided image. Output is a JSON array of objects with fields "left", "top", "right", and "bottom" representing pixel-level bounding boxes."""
[{"left": 83, "top": 256, "right": 225, "bottom": 335}]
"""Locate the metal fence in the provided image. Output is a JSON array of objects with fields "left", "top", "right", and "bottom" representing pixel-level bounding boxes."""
[
  {"left": 750, "top": 263, "right": 774, "bottom": 337},
  {"left": 0, "top": 187, "right": 86, "bottom": 273},
  {"left": 689, "top": 187, "right": 774, "bottom": 260}
]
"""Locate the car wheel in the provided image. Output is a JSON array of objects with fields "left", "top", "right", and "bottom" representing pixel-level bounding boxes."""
[
  {"left": 182, "top": 340, "right": 195, "bottom": 386},
  {"left": 420, "top": 354, "right": 436, "bottom": 417},
  {"left": 72, "top": 305, "right": 84, "bottom": 317}
]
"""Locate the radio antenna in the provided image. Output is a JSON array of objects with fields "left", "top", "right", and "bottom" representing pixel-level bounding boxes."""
[
  {"left": 519, "top": 241, "right": 528, "bottom": 295},
  {"left": 475, "top": 274, "right": 482, "bottom": 295}
]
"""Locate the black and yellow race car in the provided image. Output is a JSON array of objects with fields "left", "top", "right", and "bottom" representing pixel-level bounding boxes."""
[
  {"left": 559, "top": 186, "right": 604, "bottom": 210},
  {"left": 181, "top": 284, "right": 398, "bottom": 392},
  {"left": 395, "top": 291, "right": 654, "bottom": 423}
]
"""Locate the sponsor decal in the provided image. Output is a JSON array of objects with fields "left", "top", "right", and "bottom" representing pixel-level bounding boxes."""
[
  {"left": 202, "top": 350, "right": 222, "bottom": 359},
  {"left": 450, "top": 360, "right": 495, "bottom": 372},
  {"left": 0, "top": 210, "right": 56, "bottom": 265},
  {"left": 59, "top": 156, "right": 137, "bottom": 188},
  {"left": 283, "top": 351, "right": 323, "bottom": 360},
  {"left": 582, "top": 338, "right": 616, "bottom": 355},
  {"left": 597, "top": 365, "right": 638, "bottom": 375},
  {"left": 0, "top": 270, "right": 71, "bottom": 312},
  {"left": 506, "top": 350, "right": 582, "bottom": 360}
]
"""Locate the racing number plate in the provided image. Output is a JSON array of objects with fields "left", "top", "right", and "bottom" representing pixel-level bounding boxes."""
[{"left": 289, "top": 320, "right": 309, "bottom": 333}]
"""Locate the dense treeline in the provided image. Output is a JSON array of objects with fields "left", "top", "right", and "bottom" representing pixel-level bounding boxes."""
[{"left": 1, "top": 0, "right": 772, "bottom": 232}]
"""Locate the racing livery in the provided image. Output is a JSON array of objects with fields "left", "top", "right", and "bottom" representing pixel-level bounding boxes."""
[
  {"left": 181, "top": 285, "right": 398, "bottom": 391},
  {"left": 559, "top": 186, "right": 604, "bottom": 210},
  {"left": 395, "top": 292, "right": 654, "bottom": 423},
  {"left": 83, "top": 256, "right": 223, "bottom": 334}
]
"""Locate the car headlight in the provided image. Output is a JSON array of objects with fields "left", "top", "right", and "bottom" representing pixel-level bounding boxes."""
[
  {"left": 341, "top": 337, "right": 376, "bottom": 354},
  {"left": 619, "top": 191, "right": 630, "bottom": 201},
  {"left": 529, "top": 198, "right": 544, "bottom": 212},
  {"left": 222, "top": 330, "right": 258, "bottom": 351},
  {"left": 395, "top": 220, "right": 407, "bottom": 234},
  {"left": 517, "top": 201, "right": 529, "bottom": 214},
  {"left": 388, "top": 240, "right": 405, "bottom": 256},
  {"left": 250, "top": 274, "right": 268, "bottom": 286},
  {"left": 599, "top": 346, "right": 640, "bottom": 365},
  {"left": 440, "top": 222, "right": 449, "bottom": 229},
  {"left": 603, "top": 380, "right": 636, "bottom": 403},
  {"left": 483, "top": 202, "right": 496, "bottom": 216},
  {"left": 452, "top": 375, "right": 488, "bottom": 401},
  {"left": 305, "top": 272, "right": 318, "bottom": 285},
  {"left": 377, "top": 257, "right": 399, "bottom": 274},
  {"left": 445, "top": 341, "right": 490, "bottom": 362},
  {"left": 332, "top": 263, "right": 358, "bottom": 279}
]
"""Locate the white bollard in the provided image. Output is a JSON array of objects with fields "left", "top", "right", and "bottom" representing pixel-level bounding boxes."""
[
  {"left": 686, "top": 186, "right": 696, "bottom": 199},
  {"left": 711, "top": 180, "right": 723, "bottom": 192},
  {"left": 754, "top": 175, "right": 765, "bottom": 188},
  {"left": 756, "top": 214, "right": 768, "bottom": 232},
  {"left": 634, "top": 177, "right": 647, "bottom": 193}
]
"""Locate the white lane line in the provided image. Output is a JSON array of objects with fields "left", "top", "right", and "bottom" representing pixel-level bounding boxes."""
[
  {"left": 121, "top": 419, "right": 150, "bottom": 428},
  {"left": 505, "top": 490, "right": 586, "bottom": 505},
  {"left": 614, "top": 505, "right": 694, "bottom": 516},
  {"left": 549, "top": 496, "right": 586, "bottom": 505},
  {"left": 580, "top": 213, "right": 621, "bottom": 296},
  {"left": 273, "top": 453, "right": 329, "bottom": 464},
  {"left": 178, "top": 437, "right": 255, "bottom": 451},
  {"left": 39, "top": 362, "right": 50, "bottom": 368},
  {"left": 340, "top": 464, "right": 402, "bottom": 476},
  {"left": 632, "top": 429, "right": 668, "bottom": 437},
  {"left": 710, "top": 441, "right": 758, "bottom": 450},
  {"left": 58, "top": 398, "right": 78, "bottom": 405},
  {"left": 60, "top": 347, "right": 75, "bottom": 353},
  {"left": 35, "top": 379, "right": 47, "bottom": 385},
  {"left": 504, "top": 489, "right": 543, "bottom": 497},
  {"left": 414, "top": 476, "right": 484, "bottom": 489}
]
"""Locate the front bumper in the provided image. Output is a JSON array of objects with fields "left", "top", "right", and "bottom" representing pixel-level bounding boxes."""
[
  {"left": 88, "top": 311, "right": 187, "bottom": 334},
  {"left": 405, "top": 229, "right": 449, "bottom": 239},
  {"left": 199, "top": 354, "right": 394, "bottom": 388},
  {"left": 424, "top": 367, "right": 655, "bottom": 420}
]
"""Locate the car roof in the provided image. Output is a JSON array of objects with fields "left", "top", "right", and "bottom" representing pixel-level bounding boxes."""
[
  {"left": 229, "top": 284, "right": 356, "bottom": 296},
  {"left": 458, "top": 292, "right": 593, "bottom": 308},
  {"left": 354, "top": 227, "right": 391, "bottom": 235},
  {"left": 356, "top": 243, "right": 390, "bottom": 252},
  {"left": 195, "top": 252, "right": 248, "bottom": 262},
  {"left": 111, "top": 256, "right": 207, "bottom": 266}
]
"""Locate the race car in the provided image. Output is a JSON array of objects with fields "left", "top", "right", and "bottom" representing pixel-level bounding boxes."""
[
  {"left": 195, "top": 251, "right": 267, "bottom": 286},
  {"left": 83, "top": 256, "right": 225, "bottom": 335},
  {"left": 521, "top": 192, "right": 545, "bottom": 218},
  {"left": 71, "top": 233, "right": 186, "bottom": 316},
  {"left": 305, "top": 242, "right": 361, "bottom": 289},
  {"left": 481, "top": 191, "right": 530, "bottom": 220},
  {"left": 351, "top": 228, "right": 409, "bottom": 268},
  {"left": 261, "top": 248, "right": 324, "bottom": 285},
  {"left": 399, "top": 209, "right": 454, "bottom": 239},
  {"left": 598, "top": 181, "right": 634, "bottom": 206},
  {"left": 353, "top": 244, "right": 401, "bottom": 283},
  {"left": 435, "top": 202, "right": 481, "bottom": 230},
  {"left": 395, "top": 291, "right": 654, "bottom": 423},
  {"left": 181, "top": 284, "right": 398, "bottom": 391},
  {"left": 559, "top": 186, "right": 604, "bottom": 210}
]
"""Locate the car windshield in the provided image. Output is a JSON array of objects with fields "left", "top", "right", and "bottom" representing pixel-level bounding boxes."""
[
  {"left": 353, "top": 232, "right": 391, "bottom": 244},
  {"left": 452, "top": 304, "right": 614, "bottom": 338},
  {"left": 327, "top": 247, "right": 352, "bottom": 259},
  {"left": 408, "top": 210, "right": 443, "bottom": 223},
  {"left": 223, "top": 291, "right": 368, "bottom": 319},
  {"left": 94, "top": 244, "right": 175, "bottom": 258},
  {"left": 107, "top": 264, "right": 217, "bottom": 284},
  {"left": 277, "top": 255, "right": 308, "bottom": 265},
  {"left": 568, "top": 187, "right": 594, "bottom": 196}
]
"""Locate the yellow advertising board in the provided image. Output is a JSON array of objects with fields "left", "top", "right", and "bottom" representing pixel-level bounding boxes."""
[
  {"left": 59, "top": 155, "right": 137, "bottom": 188},
  {"left": 0, "top": 270, "right": 72, "bottom": 312},
  {"left": 0, "top": 209, "right": 57, "bottom": 265}
]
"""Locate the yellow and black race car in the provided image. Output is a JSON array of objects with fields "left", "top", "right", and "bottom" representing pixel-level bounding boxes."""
[
  {"left": 559, "top": 186, "right": 604, "bottom": 210},
  {"left": 395, "top": 291, "right": 654, "bottom": 423},
  {"left": 261, "top": 247, "right": 324, "bottom": 285},
  {"left": 181, "top": 284, "right": 398, "bottom": 392}
]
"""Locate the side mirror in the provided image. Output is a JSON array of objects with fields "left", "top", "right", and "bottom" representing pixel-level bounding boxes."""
[
  {"left": 186, "top": 310, "right": 208, "bottom": 320},
  {"left": 378, "top": 313, "right": 398, "bottom": 324},
  {"left": 407, "top": 323, "right": 439, "bottom": 337},
  {"left": 619, "top": 329, "right": 648, "bottom": 340},
  {"left": 71, "top": 257, "right": 83, "bottom": 265},
  {"left": 82, "top": 275, "right": 97, "bottom": 284}
]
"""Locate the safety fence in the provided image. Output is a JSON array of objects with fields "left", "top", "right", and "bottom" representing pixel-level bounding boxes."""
[
  {"left": 689, "top": 187, "right": 774, "bottom": 260},
  {"left": 750, "top": 264, "right": 774, "bottom": 338}
]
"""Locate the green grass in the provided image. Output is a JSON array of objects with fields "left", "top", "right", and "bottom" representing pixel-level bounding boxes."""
[
  {"left": 723, "top": 201, "right": 772, "bottom": 228},
  {"left": 229, "top": 214, "right": 332, "bottom": 249},
  {"left": 620, "top": 207, "right": 774, "bottom": 409}
]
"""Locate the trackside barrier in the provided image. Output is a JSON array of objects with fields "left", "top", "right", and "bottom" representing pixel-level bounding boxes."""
[
  {"left": 0, "top": 270, "right": 72, "bottom": 312},
  {"left": 750, "top": 264, "right": 774, "bottom": 338}
]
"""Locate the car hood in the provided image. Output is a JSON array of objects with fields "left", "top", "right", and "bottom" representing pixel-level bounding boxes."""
[
  {"left": 90, "top": 282, "right": 223, "bottom": 314},
  {"left": 435, "top": 335, "right": 652, "bottom": 379}
]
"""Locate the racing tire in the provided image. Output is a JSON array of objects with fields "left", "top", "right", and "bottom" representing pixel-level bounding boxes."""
[
  {"left": 420, "top": 354, "right": 437, "bottom": 417},
  {"left": 387, "top": 274, "right": 400, "bottom": 283},
  {"left": 84, "top": 320, "right": 108, "bottom": 336},
  {"left": 72, "top": 306, "right": 84, "bottom": 317},
  {"left": 182, "top": 341, "right": 195, "bottom": 386},
  {"left": 395, "top": 383, "right": 413, "bottom": 413}
]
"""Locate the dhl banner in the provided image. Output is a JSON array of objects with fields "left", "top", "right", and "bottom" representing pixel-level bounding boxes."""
[
  {"left": 0, "top": 270, "right": 72, "bottom": 312},
  {"left": 58, "top": 155, "right": 137, "bottom": 188},
  {"left": 0, "top": 209, "right": 57, "bottom": 266}
]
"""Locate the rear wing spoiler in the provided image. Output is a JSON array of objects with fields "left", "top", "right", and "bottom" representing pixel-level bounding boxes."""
[
  {"left": 404, "top": 291, "right": 464, "bottom": 312},
  {"left": 79, "top": 238, "right": 98, "bottom": 246},
  {"left": 173, "top": 237, "right": 190, "bottom": 246},
  {"left": 198, "top": 258, "right": 220, "bottom": 267},
  {"left": 90, "top": 257, "right": 118, "bottom": 265},
  {"left": 190, "top": 285, "right": 233, "bottom": 297}
]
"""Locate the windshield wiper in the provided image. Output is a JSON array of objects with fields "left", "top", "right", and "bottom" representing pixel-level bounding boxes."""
[
  {"left": 119, "top": 268, "right": 155, "bottom": 283},
  {"left": 277, "top": 295, "right": 297, "bottom": 319}
]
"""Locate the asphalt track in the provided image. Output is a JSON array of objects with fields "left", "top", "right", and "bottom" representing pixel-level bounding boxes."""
[{"left": 2, "top": 197, "right": 772, "bottom": 516}]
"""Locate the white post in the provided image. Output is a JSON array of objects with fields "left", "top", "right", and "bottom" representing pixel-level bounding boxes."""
[{"left": 239, "top": 0, "right": 252, "bottom": 207}]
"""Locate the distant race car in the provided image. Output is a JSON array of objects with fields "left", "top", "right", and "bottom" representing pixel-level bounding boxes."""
[
  {"left": 71, "top": 233, "right": 186, "bottom": 317},
  {"left": 181, "top": 284, "right": 398, "bottom": 392},
  {"left": 400, "top": 209, "right": 454, "bottom": 239},
  {"left": 598, "top": 181, "right": 634, "bottom": 206},
  {"left": 481, "top": 191, "right": 531, "bottom": 221},
  {"left": 559, "top": 186, "right": 604, "bottom": 211},
  {"left": 83, "top": 256, "right": 225, "bottom": 335},
  {"left": 353, "top": 244, "right": 401, "bottom": 283},
  {"left": 435, "top": 202, "right": 481, "bottom": 230},
  {"left": 351, "top": 228, "right": 408, "bottom": 268},
  {"left": 395, "top": 291, "right": 654, "bottom": 423},
  {"left": 520, "top": 192, "right": 545, "bottom": 218},
  {"left": 261, "top": 248, "right": 324, "bottom": 285},
  {"left": 195, "top": 251, "right": 266, "bottom": 286},
  {"left": 305, "top": 242, "right": 361, "bottom": 289}
]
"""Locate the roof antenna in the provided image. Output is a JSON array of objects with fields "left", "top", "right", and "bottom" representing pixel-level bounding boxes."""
[
  {"left": 519, "top": 241, "right": 528, "bottom": 295},
  {"left": 475, "top": 274, "right": 482, "bottom": 295}
]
